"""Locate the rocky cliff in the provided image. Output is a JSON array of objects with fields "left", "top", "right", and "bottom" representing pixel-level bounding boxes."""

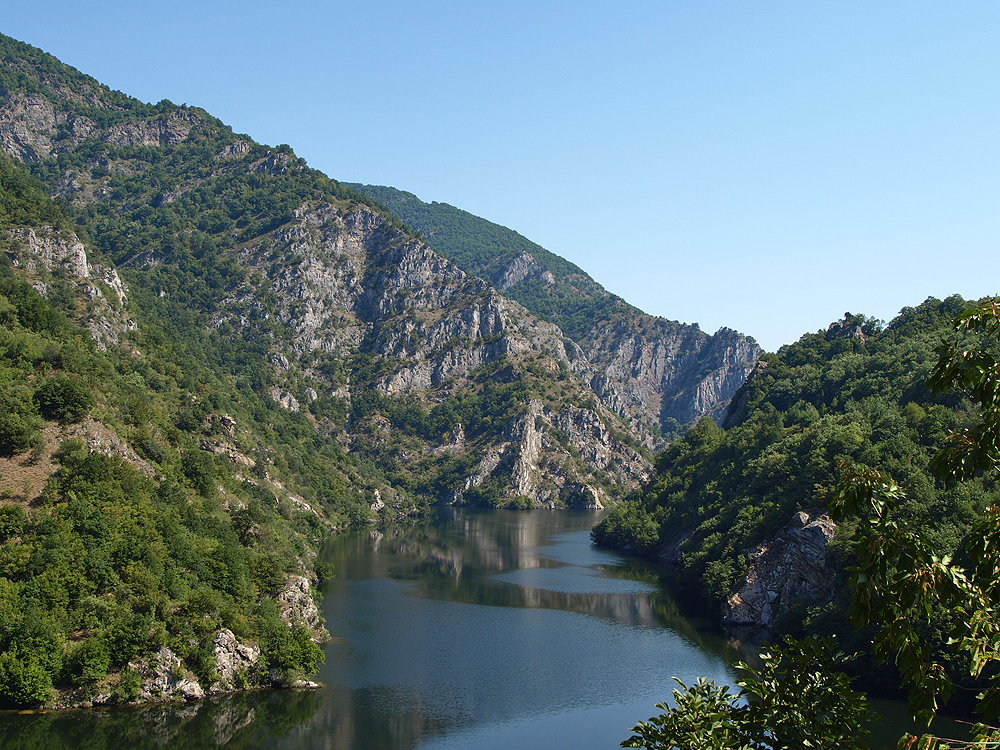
[
  {"left": 0, "top": 34, "right": 764, "bottom": 511},
  {"left": 347, "top": 183, "right": 763, "bottom": 447},
  {"left": 722, "top": 510, "right": 838, "bottom": 640},
  {"left": 6, "top": 224, "right": 135, "bottom": 349}
]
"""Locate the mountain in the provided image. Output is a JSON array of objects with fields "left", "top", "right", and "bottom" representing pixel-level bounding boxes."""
[
  {"left": 0, "top": 31, "right": 764, "bottom": 516},
  {"left": 347, "top": 183, "right": 763, "bottom": 443}
]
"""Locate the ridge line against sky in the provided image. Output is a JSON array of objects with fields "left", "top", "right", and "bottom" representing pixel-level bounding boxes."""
[{"left": 4, "top": 1, "right": 999, "bottom": 352}]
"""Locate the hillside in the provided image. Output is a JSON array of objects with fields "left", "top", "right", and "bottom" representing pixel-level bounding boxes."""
[
  {"left": 0, "top": 33, "right": 661, "bottom": 509},
  {"left": 347, "top": 184, "right": 763, "bottom": 443},
  {"left": 592, "top": 298, "right": 1000, "bottom": 664},
  {"left": 0, "top": 149, "right": 342, "bottom": 707},
  {"left": 343, "top": 183, "right": 633, "bottom": 341}
]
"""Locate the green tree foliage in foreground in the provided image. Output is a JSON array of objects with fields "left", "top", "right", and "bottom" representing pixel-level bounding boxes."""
[
  {"left": 622, "top": 297, "right": 1000, "bottom": 749},
  {"left": 624, "top": 636, "right": 874, "bottom": 750}
]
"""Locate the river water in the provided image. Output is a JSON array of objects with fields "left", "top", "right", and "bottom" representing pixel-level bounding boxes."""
[{"left": 0, "top": 508, "right": 955, "bottom": 749}]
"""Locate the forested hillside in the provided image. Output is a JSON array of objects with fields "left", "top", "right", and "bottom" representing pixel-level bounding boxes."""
[
  {"left": 593, "top": 297, "right": 1000, "bottom": 649},
  {"left": 0, "top": 151, "right": 347, "bottom": 707}
]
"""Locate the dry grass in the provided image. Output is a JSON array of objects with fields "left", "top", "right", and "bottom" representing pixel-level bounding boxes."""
[
  {"left": 0, "top": 421, "right": 64, "bottom": 504},
  {"left": 0, "top": 418, "right": 154, "bottom": 505}
]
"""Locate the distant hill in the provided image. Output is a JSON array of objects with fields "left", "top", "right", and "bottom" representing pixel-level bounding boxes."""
[{"left": 344, "top": 183, "right": 634, "bottom": 342}]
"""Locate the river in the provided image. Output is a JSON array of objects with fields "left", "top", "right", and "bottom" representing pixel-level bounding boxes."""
[{"left": 0, "top": 508, "right": 961, "bottom": 749}]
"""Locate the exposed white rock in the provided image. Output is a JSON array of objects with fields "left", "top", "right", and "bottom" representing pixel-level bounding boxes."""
[
  {"left": 7, "top": 225, "right": 136, "bottom": 350},
  {"left": 127, "top": 647, "right": 205, "bottom": 703},
  {"left": 269, "top": 388, "right": 300, "bottom": 412},
  {"left": 210, "top": 628, "right": 262, "bottom": 694},
  {"left": 277, "top": 575, "right": 326, "bottom": 639}
]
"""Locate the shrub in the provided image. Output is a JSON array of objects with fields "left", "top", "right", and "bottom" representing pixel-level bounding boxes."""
[{"left": 33, "top": 374, "right": 94, "bottom": 423}]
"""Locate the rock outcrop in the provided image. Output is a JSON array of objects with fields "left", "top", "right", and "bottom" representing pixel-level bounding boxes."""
[
  {"left": 345, "top": 184, "right": 764, "bottom": 444},
  {"left": 277, "top": 575, "right": 327, "bottom": 641},
  {"left": 6, "top": 224, "right": 136, "bottom": 349},
  {"left": 580, "top": 321, "right": 761, "bottom": 447},
  {"left": 723, "top": 510, "right": 838, "bottom": 639},
  {"left": 51, "top": 628, "right": 266, "bottom": 708},
  {"left": 126, "top": 647, "right": 206, "bottom": 703},
  {"left": 211, "top": 628, "right": 263, "bottom": 694}
]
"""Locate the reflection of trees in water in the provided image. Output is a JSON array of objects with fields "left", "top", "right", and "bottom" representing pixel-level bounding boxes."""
[
  {"left": 266, "top": 685, "right": 464, "bottom": 750},
  {"left": 0, "top": 690, "right": 322, "bottom": 750}
]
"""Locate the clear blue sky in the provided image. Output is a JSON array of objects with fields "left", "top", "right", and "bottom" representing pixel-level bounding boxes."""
[{"left": 5, "top": 2, "right": 998, "bottom": 352}]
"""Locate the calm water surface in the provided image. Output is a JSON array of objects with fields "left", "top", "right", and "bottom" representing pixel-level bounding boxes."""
[{"left": 0, "top": 508, "right": 940, "bottom": 749}]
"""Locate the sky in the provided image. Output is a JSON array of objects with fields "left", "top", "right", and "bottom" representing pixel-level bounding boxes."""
[{"left": 4, "top": 1, "right": 999, "bottom": 352}]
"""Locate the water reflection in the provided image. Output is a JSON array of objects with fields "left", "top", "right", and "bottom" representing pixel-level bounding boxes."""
[
  {"left": 307, "top": 509, "right": 738, "bottom": 750},
  {"left": 0, "top": 509, "right": 738, "bottom": 750},
  {"left": 0, "top": 690, "right": 323, "bottom": 750}
]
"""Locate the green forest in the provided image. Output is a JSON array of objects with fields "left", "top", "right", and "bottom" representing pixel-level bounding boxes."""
[
  {"left": 0, "top": 121, "right": 367, "bottom": 708},
  {"left": 593, "top": 298, "right": 1000, "bottom": 696},
  {"left": 608, "top": 297, "right": 1000, "bottom": 748}
]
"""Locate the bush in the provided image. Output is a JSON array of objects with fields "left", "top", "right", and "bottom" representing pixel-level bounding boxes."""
[
  {"left": 0, "top": 504, "right": 26, "bottom": 541},
  {"left": 33, "top": 374, "right": 94, "bottom": 423},
  {"left": 0, "top": 650, "right": 52, "bottom": 707},
  {"left": 0, "top": 389, "right": 41, "bottom": 456},
  {"left": 67, "top": 637, "right": 111, "bottom": 686}
]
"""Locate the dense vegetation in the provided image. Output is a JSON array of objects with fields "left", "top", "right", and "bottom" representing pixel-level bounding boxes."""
[
  {"left": 346, "top": 183, "right": 639, "bottom": 341},
  {"left": 0, "top": 135, "right": 370, "bottom": 707},
  {"left": 619, "top": 298, "right": 1000, "bottom": 749},
  {"left": 592, "top": 297, "right": 1000, "bottom": 637}
]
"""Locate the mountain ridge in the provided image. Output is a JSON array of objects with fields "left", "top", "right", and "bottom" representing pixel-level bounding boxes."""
[{"left": 347, "top": 182, "right": 763, "bottom": 443}]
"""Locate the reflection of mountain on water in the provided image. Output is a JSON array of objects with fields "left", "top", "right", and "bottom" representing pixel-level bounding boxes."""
[
  {"left": 329, "top": 508, "right": 580, "bottom": 583},
  {"left": 321, "top": 508, "right": 732, "bottom": 657},
  {"left": 260, "top": 685, "right": 459, "bottom": 750}
]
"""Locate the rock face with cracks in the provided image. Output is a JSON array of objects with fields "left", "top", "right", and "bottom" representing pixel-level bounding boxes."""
[{"left": 723, "top": 510, "right": 838, "bottom": 639}]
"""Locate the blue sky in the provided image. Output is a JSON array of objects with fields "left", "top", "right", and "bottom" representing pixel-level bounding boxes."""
[{"left": 5, "top": 1, "right": 998, "bottom": 352}]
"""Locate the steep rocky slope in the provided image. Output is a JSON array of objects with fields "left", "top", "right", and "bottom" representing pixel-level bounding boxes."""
[
  {"left": 348, "top": 184, "right": 763, "bottom": 445},
  {"left": 0, "top": 33, "right": 658, "bottom": 510}
]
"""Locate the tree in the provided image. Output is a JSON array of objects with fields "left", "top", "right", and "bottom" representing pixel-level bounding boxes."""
[
  {"left": 622, "top": 297, "right": 1000, "bottom": 749},
  {"left": 33, "top": 374, "right": 94, "bottom": 423},
  {"left": 623, "top": 636, "right": 873, "bottom": 750},
  {"left": 826, "top": 296, "right": 1000, "bottom": 747}
]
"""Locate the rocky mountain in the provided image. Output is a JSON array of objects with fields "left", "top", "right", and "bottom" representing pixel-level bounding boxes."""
[
  {"left": 347, "top": 184, "right": 763, "bottom": 444},
  {"left": 0, "top": 33, "right": 763, "bottom": 513}
]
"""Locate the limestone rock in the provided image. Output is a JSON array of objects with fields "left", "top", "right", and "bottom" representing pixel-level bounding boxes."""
[
  {"left": 210, "top": 628, "right": 262, "bottom": 694},
  {"left": 579, "top": 321, "right": 761, "bottom": 448},
  {"left": 826, "top": 319, "right": 867, "bottom": 342},
  {"left": 277, "top": 575, "right": 327, "bottom": 640},
  {"left": 7, "top": 225, "right": 136, "bottom": 350},
  {"left": 128, "top": 647, "right": 205, "bottom": 703},
  {"left": 723, "top": 510, "right": 838, "bottom": 639}
]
